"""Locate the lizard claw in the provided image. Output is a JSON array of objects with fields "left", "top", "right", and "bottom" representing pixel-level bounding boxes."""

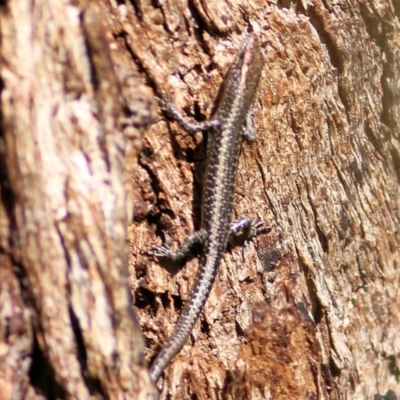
[
  {"left": 228, "top": 218, "right": 271, "bottom": 246},
  {"left": 146, "top": 244, "right": 173, "bottom": 258},
  {"left": 246, "top": 219, "right": 272, "bottom": 240}
]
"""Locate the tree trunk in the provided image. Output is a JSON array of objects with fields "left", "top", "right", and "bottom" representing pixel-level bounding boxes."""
[
  {"left": 0, "top": 1, "right": 156, "bottom": 399},
  {"left": 1, "top": 0, "right": 399, "bottom": 400}
]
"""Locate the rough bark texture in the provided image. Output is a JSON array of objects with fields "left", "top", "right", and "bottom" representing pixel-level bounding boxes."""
[
  {"left": 0, "top": 0, "right": 399, "bottom": 400},
  {"left": 0, "top": 0, "right": 156, "bottom": 399},
  {"left": 130, "top": 1, "right": 400, "bottom": 400}
]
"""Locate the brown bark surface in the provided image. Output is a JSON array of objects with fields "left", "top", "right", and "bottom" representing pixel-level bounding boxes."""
[
  {"left": 130, "top": 0, "right": 400, "bottom": 399},
  {"left": 0, "top": 0, "right": 399, "bottom": 400},
  {"left": 0, "top": 0, "right": 156, "bottom": 399}
]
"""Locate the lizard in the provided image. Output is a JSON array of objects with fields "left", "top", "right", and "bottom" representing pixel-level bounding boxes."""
[{"left": 148, "top": 33, "right": 266, "bottom": 382}]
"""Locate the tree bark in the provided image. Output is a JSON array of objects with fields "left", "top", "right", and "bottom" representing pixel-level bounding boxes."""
[
  {"left": 0, "top": 0, "right": 399, "bottom": 400},
  {"left": 0, "top": 1, "right": 156, "bottom": 399},
  {"left": 130, "top": 1, "right": 400, "bottom": 399}
]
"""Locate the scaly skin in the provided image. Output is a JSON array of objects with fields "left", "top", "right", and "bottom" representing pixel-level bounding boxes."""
[{"left": 149, "top": 33, "right": 265, "bottom": 382}]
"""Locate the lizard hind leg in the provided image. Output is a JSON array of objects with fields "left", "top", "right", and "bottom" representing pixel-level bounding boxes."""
[
  {"left": 228, "top": 217, "right": 269, "bottom": 246},
  {"left": 148, "top": 229, "right": 208, "bottom": 264}
]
